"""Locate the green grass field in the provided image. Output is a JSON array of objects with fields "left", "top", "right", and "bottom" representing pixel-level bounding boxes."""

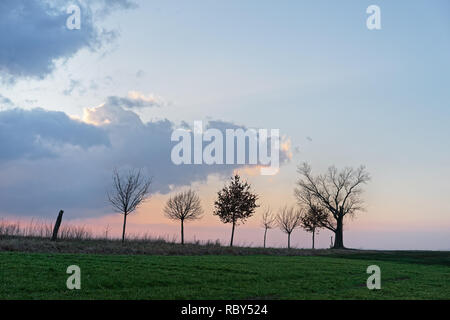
[{"left": 1, "top": 251, "right": 449, "bottom": 299}]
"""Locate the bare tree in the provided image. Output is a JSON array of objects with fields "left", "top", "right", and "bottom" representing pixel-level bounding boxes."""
[
  {"left": 164, "top": 189, "right": 203, "bottom": 245},
  {"left": 276, "top": 206, "right": 302, "bottom": 249},
  {"left": 108, "top": 168, "right": 152, "bottom": 243},
  {"left": 294, "top": 163, "right": 370, "bottom": 249},
  {"left": 300, "top": 205, "right": 327, "bottom": 249},
  {"left": 214, "top": 174, "right": 259, "bottom": 247},
  {"left": 104, "top": 224, "right": 111, "bottom": 240},
  {"left": 261, "top": 207, "right": 276, "bottom": 248}
]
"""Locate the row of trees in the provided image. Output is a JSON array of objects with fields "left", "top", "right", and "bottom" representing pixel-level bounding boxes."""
[
  {"left": 107, "top": 163, "right": 370, "bottom": 249},
  {"left": 261, "top": 206, "right": 315, "bottom": 250}
]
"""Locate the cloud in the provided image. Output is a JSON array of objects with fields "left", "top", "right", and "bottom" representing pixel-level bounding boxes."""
[
  {"left": 206, "top": 119, "right": 292, "bottom": 165},
  {"left": 105, "top": 91, "right": 166, "bottom": 109},
  {"left": 135, "top": 70, "right": 145, "bottom": 78},
  {"left": 91, "top": 0, "right": 138, "bottom": 17},
  {"left": 0, "top": 103, "right": 291, "bottom": 218},
  {"left": 0, "top": 0, "right": 136, "bottom": 81},
  {"left": 63, "top": 79, "right": 83, "bottom": 96},
  {"left": 0, "top": 94, "right": 14, "bottom": 109},
  {"left": 0, "top": 108, "right": 110, "bottom": 161}
]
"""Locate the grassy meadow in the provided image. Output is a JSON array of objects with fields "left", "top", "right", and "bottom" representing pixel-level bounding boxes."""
[{"left": 0, "top": 241, "right": 448, "bottom": 300}]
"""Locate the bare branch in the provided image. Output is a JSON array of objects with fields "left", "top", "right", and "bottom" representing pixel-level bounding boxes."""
[
  {"left": 164, "top": 189, "right": 203, "bottom": 222},
  {"left": 261, "top": 207, "right": 276, "bottom": 230},
  {"left": 276, "top": 206, "right": 302, "bottom": 235}
]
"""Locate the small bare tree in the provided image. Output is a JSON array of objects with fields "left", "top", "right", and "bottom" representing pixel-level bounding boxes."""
[
  {"left": 164, "top": 189, "right": 203, "bottom": 245},
  {"left": 277, "top": 206, "right": 303, "bottom": 249},
  {"left": 104, "top": 224, "right": 111, "bottom": 240},
  {"left": 108, "top": 168, "right": 152, "bottom": 243},
  {"left": 300, "top": 205, "right": 327, "bottom": 249},
  {"left": 261, "top": 207, "right": 276, "bottom": 248}
]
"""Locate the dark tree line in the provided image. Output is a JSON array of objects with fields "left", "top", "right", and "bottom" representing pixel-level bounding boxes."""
[{"left": 107, "top": 164, "right": 369, "bottom": 249}]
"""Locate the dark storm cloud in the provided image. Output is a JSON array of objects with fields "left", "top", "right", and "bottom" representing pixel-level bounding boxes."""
[
  {"left": 0, "top": 108, "right": 110, "bottom": 161},
  {"left": 0, "top": 104, "right": 291, "bottom": 218},
  {"left": 0, "top": 0, "right": 136, "bottom": 81}
]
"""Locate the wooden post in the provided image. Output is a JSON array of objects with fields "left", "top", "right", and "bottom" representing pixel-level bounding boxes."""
[{"left": 51, "top": 210, "right": 64, "bottom": 241}]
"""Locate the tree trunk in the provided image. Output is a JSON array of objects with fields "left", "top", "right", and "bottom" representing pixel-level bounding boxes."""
[
  {"left": 312, "top": 229, "right": 315, "bottom": 249},
  {"left": 230, "top": 221, "right": 236, "bottom": 247},
  {"left": 287, "top": 233, "right": 291, "bottom": 249},
  {"left": 121, "top": 213, "right": 127, "bottom": 243},
  {"left": 51, "top": 210, "right": 64, "bottom": 241},
  {"left": 181, "top": 219, "right": 184, "bottom": 245},
  {"left": 333, "top": 216, "right": 344, "bottom": 249},
  {"left": 263, "top": 227, "right": 267, "bottom": 248}
]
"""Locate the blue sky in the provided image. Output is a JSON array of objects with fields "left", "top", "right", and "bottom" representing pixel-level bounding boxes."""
[{"left": 0, "top": 0, "right": 449, "bottom": 249}]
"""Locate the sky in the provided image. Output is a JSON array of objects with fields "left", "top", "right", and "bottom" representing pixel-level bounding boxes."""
[{"left": 0, "top": 0, "right": 449, "bottom": 250}]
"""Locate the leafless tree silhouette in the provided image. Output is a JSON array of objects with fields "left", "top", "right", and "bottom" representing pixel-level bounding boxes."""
[
  {"left": 300, "top": 205, "right": 327, "bottom": 249},
  {"left": 261, "top": 207, "right": 276, "bottom": 248},
  {"left": 214, "top": 174, "right": 259, "bottom": 247},
  {"left": 164, "top": 189, "right": 203, "bottom": 245},
  {"left": 295, "top": 163, "right": 370, "bottom": 249},
  {"left": 108, "top": 168, "right": 152, "bottom": 243},
  {"left": 277, "top": 206, "right": 302, "bottom": 249}
]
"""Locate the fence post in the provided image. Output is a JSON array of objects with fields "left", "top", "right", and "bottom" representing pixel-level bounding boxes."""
[{"left": 51, "top": 210, "right": 64, "bottom": 241}]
